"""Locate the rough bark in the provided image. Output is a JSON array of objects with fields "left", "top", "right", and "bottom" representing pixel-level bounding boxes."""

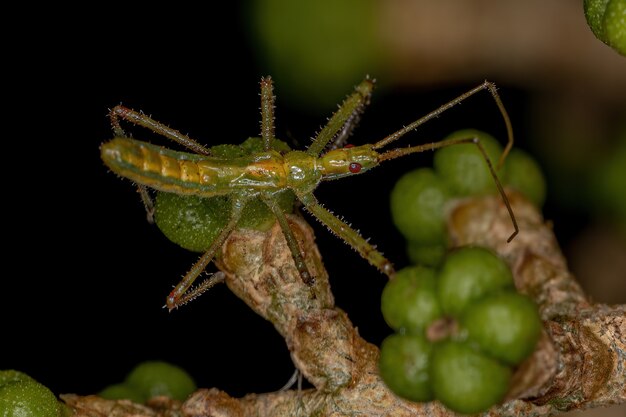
[{"left": 64, "top": 192, "right": 626, "bottom": 416}]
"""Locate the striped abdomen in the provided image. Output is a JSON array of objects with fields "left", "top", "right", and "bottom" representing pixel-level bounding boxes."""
[{"left": 100, "top": 137, "right": 287, "bottom": 196}]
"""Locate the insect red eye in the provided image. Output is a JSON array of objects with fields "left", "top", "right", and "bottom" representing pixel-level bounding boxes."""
[
  {"left": 344, "top": 144, "right": 355, "bottom": 148},
  {"left": 349, "top": 162, "right": 362, "bottom": 173}
]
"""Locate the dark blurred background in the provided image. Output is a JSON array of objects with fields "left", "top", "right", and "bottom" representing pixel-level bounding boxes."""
[{"left": 3, "top": 1, "right": 625, "bottom": 414}]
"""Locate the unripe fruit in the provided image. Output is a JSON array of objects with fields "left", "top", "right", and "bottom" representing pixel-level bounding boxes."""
[
  {"left": 379, "top": 333, "right": 434, "bottom": 402},
  {"left": 381, "top": 266, "right": 442, "bottom": 333},
  {"left": 437, "top": 246, "right": 514, "bottom": 316},
  {"left": 503, "top": 148, "right": 547, "bottom": 207},
  {"left": 390, "top": 168, "right": 451, "bottom": 245},
  {"left": 434, "top": 129, "right": 503, "bottom": 196},
  {"left": 461, "top": 291, "right": 542, "bottom": 365},
  {"left": 430, "top": 341, "right": 511, "bottom": 414},
  {"left": 0, "top": 370, "right": 61, "bottom": 417},
  {"left": 125, "top": 361, "right": 196, "bottom": 401}
]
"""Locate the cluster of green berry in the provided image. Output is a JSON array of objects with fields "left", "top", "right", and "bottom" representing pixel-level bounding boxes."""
[
  {"left": 0, "top": 370, "right": 66, "bottom": 416},
  {"left": 382, "top": 131, "right": 546, "bottom": 413},
  {"left": 390, "top": 129, "right": 546, "bottom": 266},
  {"left": 584, "top": 0, "right": 626, "bottom": 56},
  {"left": 99, "top": 360, "right": 197, "bottom": 403},
  {"left": 379, "top": 247, "right": 542, "bottom": 414}
]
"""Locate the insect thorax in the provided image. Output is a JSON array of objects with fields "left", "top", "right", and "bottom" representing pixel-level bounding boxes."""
[{"left": 283, "top": 150, "right": 323, "bottom": 193}]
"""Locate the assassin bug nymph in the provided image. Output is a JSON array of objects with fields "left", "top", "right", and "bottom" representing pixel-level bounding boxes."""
[{"left": 101, "top": 76, "right": 518, "bottom": 311}]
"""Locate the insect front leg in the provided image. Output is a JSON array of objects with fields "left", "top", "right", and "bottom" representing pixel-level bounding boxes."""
[
  {"left": 165, "top": 194, "right": 251, "bottom": 310},
  {"left": 298, "top": 192, "right": 395, "bottom": 278}
]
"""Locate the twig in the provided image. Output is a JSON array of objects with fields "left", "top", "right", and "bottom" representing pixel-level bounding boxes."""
[{"left": 65, "top": 193, "right": 625, "bottom": 416}]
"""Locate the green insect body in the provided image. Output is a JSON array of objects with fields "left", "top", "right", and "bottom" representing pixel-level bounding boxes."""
[
  {"left": 102, "top": 77, "right": 517, "bottom": 310},
  {"left": 102, "top": 138, "right": 381, "bottom": 197}
]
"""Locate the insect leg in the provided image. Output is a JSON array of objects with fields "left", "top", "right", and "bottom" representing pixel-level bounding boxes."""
[
  {"left": 373, "top": 81, "right": 513, "bottom": 168},
  {"left": 109, "top": 105, "right": 212, "bottom": 156},
  {"left": 260, "top": 77, "right": 276, "bottom": 151},
  {"left": 165, "top": 194, "right": 250, "bottom": 310},
  {"left": 307, "top": 78, "right": 374, "bottom": 156},
  {"left": 261, "top": 194, "right": 314, "bottom": 286},
  {"left": 298, "top": 192, "right": 395, "bottom": 278},
  {"left": 166, "top": 272, "right": 225, "bottom": 310}
]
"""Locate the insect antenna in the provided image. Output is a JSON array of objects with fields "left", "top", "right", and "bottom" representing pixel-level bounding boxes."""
[
  {"left": 372, "top": 81, "right": 513, "bottom": 169},
  {"left": 371, "top": 81, "right": 518, "bottom": 242},
  {"left": 377, "top": 135, "right": 519, "bottom": 243}
]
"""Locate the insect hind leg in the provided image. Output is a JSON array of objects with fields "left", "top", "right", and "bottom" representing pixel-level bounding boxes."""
[
  {"left": 109, "top": 104, "right": 212, "bottom": 155},
  {"left": 108, "top": 104, "right": 213, "bottom": 223},
  {"left": 298, "top": 192, "right": 395, "bottom": 278}
]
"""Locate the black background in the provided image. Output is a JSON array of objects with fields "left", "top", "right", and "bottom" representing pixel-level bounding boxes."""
[{"left": 4, "top": 3, "right": 544, "bottom": 398}]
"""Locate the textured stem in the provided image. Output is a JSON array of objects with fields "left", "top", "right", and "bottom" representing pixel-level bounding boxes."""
[{"left": 65, "top": 193, "right": 625, "bottom": 416}]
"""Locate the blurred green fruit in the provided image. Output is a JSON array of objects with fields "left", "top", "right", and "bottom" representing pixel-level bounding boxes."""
[
  {"left": 381, "top": 266, "right": 442, "bottom": 333},
  {"left": 434, "top": 129, "right": 504, "bottom": 196},
  {"left": 503, "top": 148, "right": 547, "bottom": 207},
  {"left": 406, "top": 241, "right": 447, "bottom": 267},
  {"left": 125, "top": 361, "right": 196, "bottom": 401},
  {"left": 99, "top": 382, "right": 146, "bottom": 403},
  {"left": 249, "top": 0, "right": 384, "bottom": 110},
  {"left": 390, "top": 168, "right": 452, "bottom": 245},
  {"left": 378, "top": 333, "right": 434, "bottom": 402}
]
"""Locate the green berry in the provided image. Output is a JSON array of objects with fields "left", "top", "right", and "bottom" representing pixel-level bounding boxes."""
[
  {"left": 237, "top": 190, "right": 296, "bottom": 231},
  {"left": 585, "top": 0, "right": 611, "bottom": 41},
  {"left": 99, "top": 383, "right": 146, "bottom": 403},
  {"left": 155, "top": 193, "right": 231, "bottom": 253},
  {"left": 604, "top": 0, "right": 626, "bottom": 55},
  {"left": 437, "top": 246, "right": 514, "bottom": 316},
  {"left": 585, "top": 0, "right": 626, "bottom": 56},
  {"left": 591, "top": 130, "right": 626, "bottom": 222},
  {"left": 430, "top": 341, "right": 511, "bottom": 414},
  {"left": 381, "top": 266, "right": 442, "bottom": 333},
  {"left": 378, "top": 333, "right": 434, "bottom": 402},
  {"left": 406, "top": 241, "right": 447, "bottom": 267},
  {"left": 125, "top": 361, "right": 196, "bottom": 401},
  {"left": 0, "top": 370, "right": 34, "bottom": 386},
  {"left": 155, "top": 190, "right": 296, "bottom": 253},
  {"left": 390, "top": 168, "right": 452, "bottom": 245},
  {"left": 462, "top": 291, "right": 542, "bottom": 365},
  {"left": 250, "top": 0, "right": 383, "bottom": 110},
  {"left": 434, "top": 129, "right": 504, "bottom": 197},
  {"left": 503, "top": 148, "right": 547, "bottom": 207},
  {"left": 239, "top": 137, "right": 292, "bottom": 155},
  {"left": 0, "top": 371, "right": 61, "bottom": 417}
]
